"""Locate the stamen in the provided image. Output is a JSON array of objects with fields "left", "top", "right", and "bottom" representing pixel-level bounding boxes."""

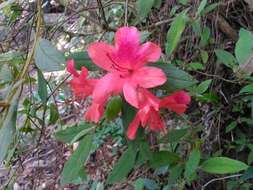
[{"left": 106, "top": 53, "right": 129, "bottom": 72}]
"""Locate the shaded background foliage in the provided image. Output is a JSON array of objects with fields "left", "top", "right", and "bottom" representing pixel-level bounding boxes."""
[{"left": 1, "top": 0, "right": 253, "bottom": 189}]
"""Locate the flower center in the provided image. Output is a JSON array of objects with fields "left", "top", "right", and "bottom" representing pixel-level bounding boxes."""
[{"left": 106, "top": 53, "right": 132, "bottom": 76}]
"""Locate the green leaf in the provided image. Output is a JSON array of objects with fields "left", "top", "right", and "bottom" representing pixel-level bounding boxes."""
[
  {"left": 200, "top": 26, "right": 210, "bottom": 47},
  {"left": 241, "top": 167, "right": 253, "bottom": 180},
  {"left": 200, "top": 50, "right": 209, "bottom": 63},
  {"left": 153, "top": 0, "right": 162, "bottom": 9},
  {"left": 178, "top": 0, "right": 188, "bottom": 5},
  {"left": 225, "top": 121, "right": 237, "bottom": 133},
  {"left": 192, "top": 18, "right": 202, "bottom": 36},
  {"left": 137, "top": 140, "right": 153, "bottom": 166},
  {"left": 153, "top": 62, "right": 197, "bottom": 92},
  {"left": 187, "top": 62, "right": 204, "bottom": 71},
  {"left": 200, "top": 157, "right": 249, "bottom": 174},
  {"left": 0, "top": 64, "right": 13, "bottom": 82},
  {"left": 235, "top": 29, "right": 253, "bottom": 65},
  {"left": 168, "top": 128, "right": 188, "bottom": 143},
  {"left": 55, "top": 122, "right": 91, "bottom": 144},
  {"left": 105, "top": 96, "right": 122, "bottom": 121},
  {"left": 136, "top": 0, "right": 155, "bottom": 20},
  {"left": 196, "top": 79, "right": 212, "bottom": 94},
  {"left": 37, "top": 70, "right": 48, "bottom": 105},
  {"left": 184, "top": 149, "right": 201, "bottom": 181},
  {"left": 107, "top": 146, "right": 137, "bottom": 184},
  {"left": 122, "top": 100, "right": 137, "bottom": 129},
  {"left": 143, "top": 179, "right": 159, "bottom": 190},
  {"left": 60, "top": 134, "right": 93, "bottom": 186},
  {"left": 66, "top": 51, "right": 98, "bottom": 71},
  {"left": 202, "top": 3, "right": 218, "bottom": 15},
  {"left": 240, "top": 84, "right": 253, "bottom": 94},
  {"left": 134, "top": 178, "right": 144, "bottom": 190},
  {"left": 35, "top": 38, "right": 65, "bottom": 72},
  {"left": 196, "top": 0, "right": 207, "bottom": 16},
  {"left": 248, "top": 151, "right": 253, "bottom": 165},
  {"left": 168, "top": 164, "right": 184, "bottom": 184},
  {"left": 215, "top": 49, "right": 238, "bottom": 69},
  {"left": 0, "top": 51, "right": 24, "bottom": 65},
  {"left": 0, "top": 91, "right": 19, "bottom": 162},
  {"left": 150, "top": 151, "right": 180, "bottom": 168},
  {"left": 140, "top": 31, "right": 151, "bottom": 43},
  {"left": 49, "top": 103, "right": 59, "bottom": 125},
  {"left": 69, "top": 126, "right": 95, "bottom": 145},
  {"left": 166, "top": 12, "right": 187, "bottom": 55}
]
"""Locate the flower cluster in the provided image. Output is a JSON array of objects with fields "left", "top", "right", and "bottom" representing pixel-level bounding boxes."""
[{"left": 67, "top": 26, "right": 190, "bottom": 140}]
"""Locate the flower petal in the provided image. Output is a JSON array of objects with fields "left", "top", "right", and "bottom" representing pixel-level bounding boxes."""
[
  {"left": 138, "top": 106, "right": 150, "bottom": 126},
  {"left": 160, "top": 91, "right": 191, "bottom": 114},
  {"left": 127, "top": 114, "right": 141, "bottom": 140},
  {"left": 135, "top": 42, "right": 161, "bottom": 68},
  {"left": 69, "top": 78, "right": 96, "bottom": 99},
  {"left": 136, "top": 88, "right": 160, "bottom": 110},
  {"left": 123, "top": 81, "right": 139, "bottom": 108},
  {"left": 93, "top": 73, "right": 123, "bottom": 104},
  {"left": 148, "top": 108, "right": 166, "bottom": 133},
  {"left": 67, "top": 59, "right": 80, "bottom": 77},
  {"left": 115, "top": 26, "right": 140, "bottom": 48},
  {"left": 87, "top": 42, "right": 115, "bottom": 71},
  {"left": 133, "top": 66, "right": 167, "bottom": 88},
  {"left": 111, "top": 27, "right": 141, "bottom": 70},
  {"left": 85, "top": 103, "right": 104, "bottom": 123}
]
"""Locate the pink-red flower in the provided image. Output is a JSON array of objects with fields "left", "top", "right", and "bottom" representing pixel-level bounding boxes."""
[
  {"left": 66, "top": 26, "right": 191, "bottom": 140},
  {"left": 67, "top": 59, "right": 97, "bottom": 99},
  {"left": 87, "top": 27, "right": 166, "bottom": 110},
  {"left": 127, "top": 89, "right": 191, "bottom": 140}
]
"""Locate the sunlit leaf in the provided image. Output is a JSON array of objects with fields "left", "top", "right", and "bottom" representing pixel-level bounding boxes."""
[
  {"left": 134, "top": 178, "right": 144, "bottom": 190},
  {"left": 136, "top": 0, "right": 155, "bottom": 20},
  {"left": 35, "top": 38, "right": 65, "bottom": 72},
  {"left": 196, "top": 79, "right": 212, "bottom": 94},
  {"left": 235, "top": 29, "right": 253, "bottom": 65},
  {"left": 196, "top": 0, "right": 207, "bottom": 16},
  {"left": 166, "top": 12, "right": 187, "bottom": 55},
  {"left": 200, "top": 157, "right": 248, "bottom": 174},
  {"left": 240, "top": 84, "right": 253, "bottom": 94}
]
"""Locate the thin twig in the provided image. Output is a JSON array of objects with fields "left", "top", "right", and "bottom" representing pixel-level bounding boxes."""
[
  {"left": 97, "top": 0, "right": 109, "bottom": 30},
  {"left": 193, "top": 70, "right": 238, "bottom": 83},
  {"left": 146, "top": 18, "right": 173, "bottom": 28},
  {"left": 201, "top": 174, "right": 242, "bottom": 190},
  {"left": 124, "top": 0, "right": 129, "bottom": 26}
]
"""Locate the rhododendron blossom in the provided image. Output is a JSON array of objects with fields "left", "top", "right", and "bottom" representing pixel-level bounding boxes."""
[
  {"left": 87, "top": 26, "right": 166, "bottom": 109},
  {"left": 67, "top": 59, "right": 97, "bottom": 99},
  {"left": 66, "top": 26, "right": 191, "bottom": 140},
  {"left": 127, "top": 89, "right": 191, "bottom": 140}
]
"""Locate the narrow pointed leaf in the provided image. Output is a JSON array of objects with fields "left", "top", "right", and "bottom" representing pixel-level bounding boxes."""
[
  {"left": 107, "top": 146, "right": 137, "bottom": 184},
  {"left": 200, "top": 157, "right": 248, "bottom": 174},
  {"left": 60, "top": 134, "right": 93, "bottom": 186}
]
